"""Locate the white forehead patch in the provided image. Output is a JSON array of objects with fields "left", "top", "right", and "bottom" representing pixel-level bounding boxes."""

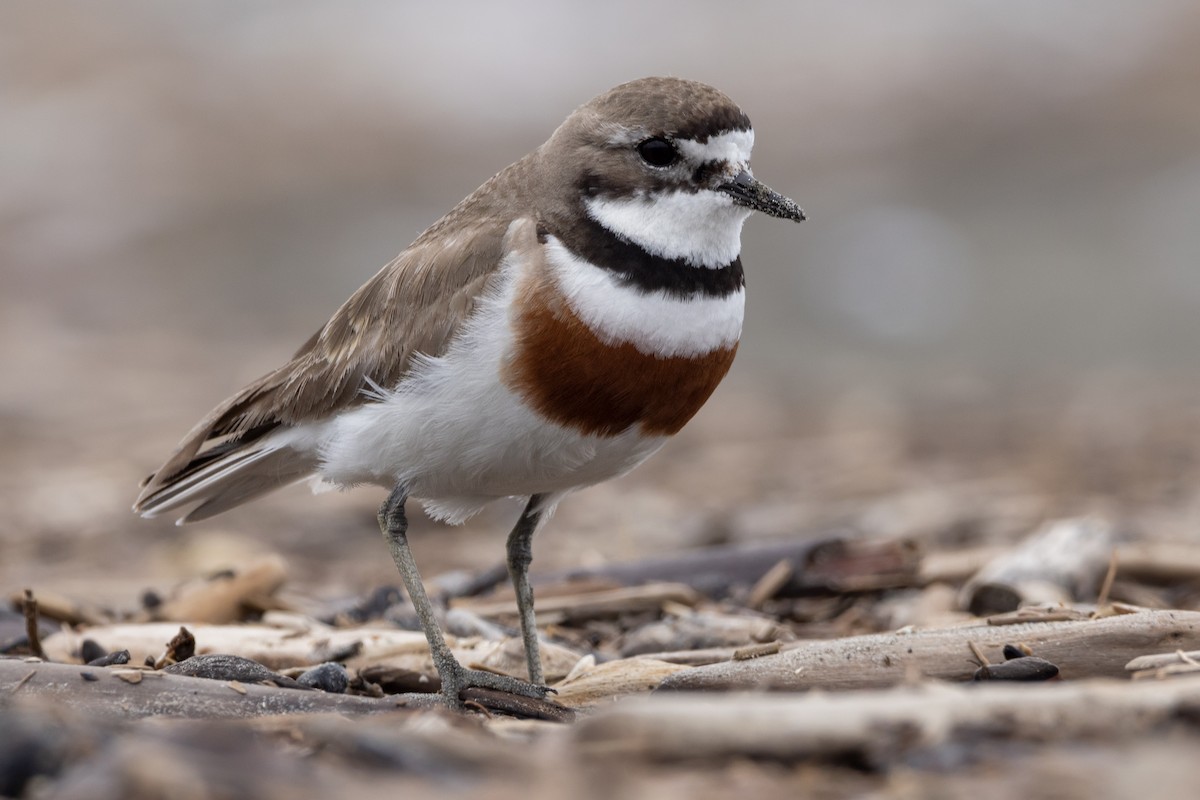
[
  {"left": 542, "top": 236, "right": 744, "bottom": 358},
  {"left": 675, "top": 128, "right": 755, "bottom": 168},
  {"left": 585, "top": 190, "right": 752, "bottom": 268}
]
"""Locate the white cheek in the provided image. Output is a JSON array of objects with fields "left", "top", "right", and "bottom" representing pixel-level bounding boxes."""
[
  {"left": 545, "top": 236, "right": 744, "bottom": 358},
  {"left": 586, "top": 190, "right": 751, "bottom": 268}
]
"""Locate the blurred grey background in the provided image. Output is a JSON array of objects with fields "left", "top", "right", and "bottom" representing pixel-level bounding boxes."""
[
  {"left": 8, "top": 1, "right": 1200, "bottom": 380},
  {"left": 4, "top": 1, "right": 1200, "bottom": 592}
]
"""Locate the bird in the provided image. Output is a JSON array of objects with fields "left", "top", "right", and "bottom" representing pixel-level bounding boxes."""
[{"left": 134, "top": 76, "right": 805, "bottom": 708}]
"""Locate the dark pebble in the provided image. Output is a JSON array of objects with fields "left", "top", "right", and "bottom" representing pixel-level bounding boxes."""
[
  {"left": 973, "top": 657, "right": 1060, "bottom": 682},
  {"left": 296, "top": 662, "right": 350, "bottom": 693},
  {"left": 79, "top": 639, "right": 107, "bottom": 663},
  {"left": 86, "top": 649, "right": 131, "bottom": 668}
]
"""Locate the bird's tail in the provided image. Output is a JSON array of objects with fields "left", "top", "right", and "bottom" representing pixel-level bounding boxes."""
[{"left": 134, "top": 430, "right": 318, "bottom": 524}]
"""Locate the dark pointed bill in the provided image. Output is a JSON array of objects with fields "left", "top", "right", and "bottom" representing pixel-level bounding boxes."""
[{"left": 719, "top": 171, "right": 806, "bottom": 222}]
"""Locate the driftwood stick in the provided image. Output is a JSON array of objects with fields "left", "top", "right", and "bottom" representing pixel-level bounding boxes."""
[
  {"left": 532, "top": 535, "right": 918, "bottom": 598},
  {"left": 452, "top": 583, "right": 703, "bottom": 621},
  {"left": 575, "top": 677, "right": 1200, "bottom": 760},
  {"left": 657, "top": 609, "right": 1200, "bottom": 692},
  {"left": 1126, "top": 649, "right": 1200, "bottom": 672},
  {"left": 1115, "top": 541, "right": 1200, "bottom": 584},
  {"left": 918, "top": 545, "right": 1009, "bottom": 585},
  {"left": 0, "top": 659, "right": 413, "bottom": 719},
  {"left": 552, "top": 658, "right": 692, "bottom": 709},
  {"left": 960, "top": 517, "right": 1117, "bottom": 615}
]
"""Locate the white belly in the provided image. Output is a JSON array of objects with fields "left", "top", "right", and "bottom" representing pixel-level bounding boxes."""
[{"left": 312, "top": 261, "right": 666, "bottom": 524}]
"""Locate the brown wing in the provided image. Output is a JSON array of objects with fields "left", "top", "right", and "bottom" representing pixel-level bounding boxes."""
[{"left": 136, "top": 218, "right": 510, "bottom": 504}]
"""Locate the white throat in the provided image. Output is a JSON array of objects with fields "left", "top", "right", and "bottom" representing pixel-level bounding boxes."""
[
  {"left": 585, "top": 190, "right": 751, "bottom": 268},
  {"left": 583, "top": 127, "right": 756, "bottom": 268}
]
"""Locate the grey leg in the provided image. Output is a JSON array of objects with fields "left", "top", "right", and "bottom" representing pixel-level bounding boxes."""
[
  {"left": 377, "top": 486, "right": 458, "bottom": 697},
  {"left": 378, "top": 485, "right": 551, "bottom": 708},
  {"left": 507, "top": 495, "right": 546, "bottom": 684}
]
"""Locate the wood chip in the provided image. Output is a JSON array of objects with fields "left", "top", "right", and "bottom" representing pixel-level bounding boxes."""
[
  {"left": 113, "top": 670, "right": 143, "bottom": 684},
  {"left": 153, "top": 625, "right": 196, "bottom": 669},
  {"left": 153, "top": 556, "right": 289, "bottom": 624},
  {"left": 226, "top": 680, "right": 248, "bottom": 695}
]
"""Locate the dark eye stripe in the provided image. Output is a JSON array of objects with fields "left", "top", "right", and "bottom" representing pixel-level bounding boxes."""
[{"left": 692, "top": 161, "right": 727, "bottom": 185}]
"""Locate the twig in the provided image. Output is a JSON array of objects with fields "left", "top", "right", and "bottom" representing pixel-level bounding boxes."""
[
  {"left": 746, "top": 559, "right": 794, "bottom": 610},
  {"left": 22, "top": 589, "right": 46, "bottom": 660},
  {"left": 460, "top": 688, "right": 575, "bottom": 723},
  {"left": 732, "top": 641, "right": 781, "bottom": 661},
  {"left": 462, "top": 698, "right": 494, "bottom": 718},
  {"left": 967, "top": 640, "right": 990, "bottom": 667},
  {"left": 9, "top": 669, "right": 36, "bottom": 694},
  {"left": 1095, "top": 549, "right": 1119, "bottom": 610}
]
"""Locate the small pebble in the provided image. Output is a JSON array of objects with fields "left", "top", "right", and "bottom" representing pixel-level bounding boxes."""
[
  {"left": 86, "top": 649, "right": 131, "bottom": 668},
  {"left": 973, "top": 656, "right": 1059, "bottom": 682},
  {"left": 297, "top": 662, "right": 350, "bottom": 693},
  {"left": 79, "top": 639, "right": 107, "bottom": 664}
]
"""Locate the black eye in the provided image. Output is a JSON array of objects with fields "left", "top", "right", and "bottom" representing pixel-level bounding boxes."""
[{"left": 637, "top": 137, "right": 678, "bottom": 167}]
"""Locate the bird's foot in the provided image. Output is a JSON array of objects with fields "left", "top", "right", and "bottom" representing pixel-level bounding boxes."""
[{"left": 438, "top": 661, "right": 553, "bottom": 708}]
